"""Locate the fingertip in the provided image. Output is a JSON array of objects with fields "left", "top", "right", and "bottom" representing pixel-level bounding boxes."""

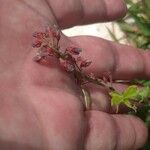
[
  {"left": 85, "top": 111, "right": 118, "bottom": 150},
  {"left": 119, "top": 0, "right": 128, "bottom": 18},
  {"left": 105, "top": 0, "right": 127, "bottom": 20},
  {"left": 142, "top": 51, "right": 150, "bottom": 79},
  {"left": 129, "top": 116, "right": 148, "bottom": 150},
  {"left": 112, "top": 114, "right": 148, "bottom": 150}
]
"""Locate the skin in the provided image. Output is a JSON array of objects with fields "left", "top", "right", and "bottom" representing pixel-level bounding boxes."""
[{"left": 0, "top": 0, "right": 149, "bottom": 149}]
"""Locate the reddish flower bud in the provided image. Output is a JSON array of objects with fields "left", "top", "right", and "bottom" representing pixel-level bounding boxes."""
[
  {"left": 60, "top": 60, "right": 75, "bottom": 72},
  {"left": 32, "top": 40, "right": 42, "bottom": 48},
  {"left": 45, "top": 26, "right": 60, "bottom": 41},
  {"left": 32, "top": 32, "right": 43, "bottom": 39},
  {"left": 41, "top": 46, "right": 54, "bottom": 56},
  {"left": 66, "top": 47, "right": 82, "bottom": 55},
  {"left": 80, "top": 60, "right": 92, "bottom": 68},
  {"left": 33, "top": 54, "right": 42, "bottom": 62},
  {"left": 102, "top": 71, "right": 112, "bottom": 84},
  {"left": 47, "top": 47, "right": 54, "bottom": 54},
  {"left": 76, "top": 56, "right": 82, "bottom": 62},
  {"left": 66, "top": 64, "right": 75, "bottom": 72}
]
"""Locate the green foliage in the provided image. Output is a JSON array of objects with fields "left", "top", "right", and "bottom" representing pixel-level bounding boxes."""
[
  {"left": 132, "top": 79, "right": 150, "bottom": 86},
  {"left": 110, "top": 86, "right": 150, "bottom": 112},
  {"left": 117, "top": 0, "right": 150, "bottom": 49},
  {"left": 137, "top": 86, "right": 150, "bottom": 101},
  {"left": 108, "top": 0, "right": 150, "bottom": 148}
]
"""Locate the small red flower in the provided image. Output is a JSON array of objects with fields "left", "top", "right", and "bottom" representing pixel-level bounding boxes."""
[
  {"left": 33, "top": 49, "right": 50, "bottom": 62},
  {"left": 32, "top": 40, "right": 42, "bottom": 48},
  {"left": 46, "top": 26, "right": 60, "bottom": 41},
  {"left": 102, "top": 71, "right": 112, "bottom": 84},
  {"left": 66, "top": 47, "right": 82, "bottom": 55},
  {"left": 33, "top": 54, "right": 42, "bottom": 62},
  {"left": 60, "top": 60, "right": 75, "bottom": 72},
  {"left": 41, "top": 45, "right": 53, "bottom": 55},
  {"left": 32, "top": 32, "right": 44, "bottom": 39},
  {"left": 80, "top": 60, "right": 92, "bottom": 68}
]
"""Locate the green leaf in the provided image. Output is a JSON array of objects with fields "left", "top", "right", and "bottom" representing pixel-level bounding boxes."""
[
  {"left": 143, "top": 81, "right": 150, "bottom": 86},
  {"left": 110, "top": 85, "right": 149, "bottom": 112},
  {"left": 145, "top": 0, "right": 150, "bottom": 6},
  {"left": 118, "top": 22, "right": 140, "bottom": 34},
  {"left": 137, "top": 86, "right": 150, "bottom": 101},
  {"left": 144, "top": 0, "right": 150, "bottom": 10},
  {"left": 123, "top": 85, "right": 138, "bottom": 99},
  {"left": 129, "top": 14, "right": 150, "bottom": 36},
  {"left": 132, "top": 79, "right": 150, "bottom": 86},
  {"left": 110, "top": 92, "right": 123, "bottom": 106},
  {"left": 129, "top": 2, "right": 141, "bottom": 14},
  {"left": 106, "top": 27, "right": 119, "bottom": 42}
]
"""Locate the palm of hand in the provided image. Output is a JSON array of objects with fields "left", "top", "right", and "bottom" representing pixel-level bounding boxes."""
[{"left": 0, "top": 0, "right": 149, "bottom": 150}]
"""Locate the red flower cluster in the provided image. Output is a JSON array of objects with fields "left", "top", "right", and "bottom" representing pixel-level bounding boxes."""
[
  {"left": 32, "top": 26, "right": 60, "bottom": 62},
  {"left": 32, "top": 26, "right": 92, "bottom": 75},
  {"left": 60, "top": 46, "right": 92, "bottom": 73},
  {"left": 32, "top": 25, "right": 115, "bottom": 110}
]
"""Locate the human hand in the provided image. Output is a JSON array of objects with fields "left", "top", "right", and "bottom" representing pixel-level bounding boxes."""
[{"left": 0, "top": 0, "right": 149, "bottom": 149}]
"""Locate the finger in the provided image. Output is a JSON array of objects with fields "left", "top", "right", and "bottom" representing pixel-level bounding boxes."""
[
  {"left": 112, "top": 114, "right": 148, "bottom": 150},
  {"left": 48, "top": 0, "right": 127, "bottom": 28},
  {"left": 70, "top": 36, "right": 150, "bottom": 80},
  {"left": 85, "top": 111, "right": 148, "bottom": 150},
  {"left": 142, "top": 51, "right": 150, "bottom": 78}
]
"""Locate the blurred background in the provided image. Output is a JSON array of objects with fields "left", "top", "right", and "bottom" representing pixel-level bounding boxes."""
[
  {"left": 63, "top": 22, "right": 124, "bottom": 42},
  {"left": 63, "top": 0, "right": 150, "bottom": 149}
]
